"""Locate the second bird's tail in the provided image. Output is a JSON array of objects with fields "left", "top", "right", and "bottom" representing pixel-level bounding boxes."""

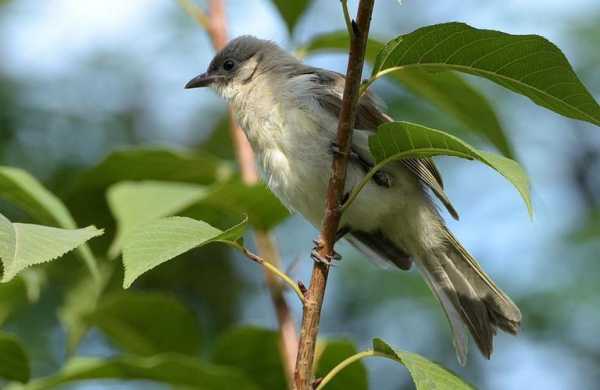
[{"left": 415, "top": 227, "right": 521, "bottom": 365}]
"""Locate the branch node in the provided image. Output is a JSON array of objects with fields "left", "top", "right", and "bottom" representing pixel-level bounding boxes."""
[{"left": 352, "top": 20, "right": 360, "bottom": 37}]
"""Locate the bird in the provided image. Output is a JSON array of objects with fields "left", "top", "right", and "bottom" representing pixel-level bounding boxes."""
[{"left": 185, "top": 35, "right": 521, "bottom": 365}]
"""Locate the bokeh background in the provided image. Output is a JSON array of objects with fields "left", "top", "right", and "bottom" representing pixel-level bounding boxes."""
[{"left": 1, "top": 0, "right": 599, "bottom": 389}]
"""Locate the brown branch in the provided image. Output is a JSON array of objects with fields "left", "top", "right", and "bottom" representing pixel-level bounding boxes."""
[
  {"left": 184, "top": 0, "right": 298, "bottom": 386},
  {"left": 293, "top": 1, "right": 376, "bottom": 389}
]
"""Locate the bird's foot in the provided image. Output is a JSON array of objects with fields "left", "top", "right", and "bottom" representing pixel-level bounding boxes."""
[{"left": 311, "top": 239, "right": 342, "bottom": 265}]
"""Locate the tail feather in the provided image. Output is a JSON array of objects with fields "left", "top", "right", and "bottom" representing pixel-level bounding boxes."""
[{"left": 416, "top": 229, "right": 521, "bottom": 363}]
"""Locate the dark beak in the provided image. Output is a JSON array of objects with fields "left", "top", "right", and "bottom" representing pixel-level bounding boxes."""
[{"left": 185, "top": 72, "right": 215, "bottom": 89}]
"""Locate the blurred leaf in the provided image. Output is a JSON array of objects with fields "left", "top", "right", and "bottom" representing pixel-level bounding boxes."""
[
  {"left": 0, "top": 167, "right": 99, "bottom": 277},
  {"left": 87, "top": 291, "right": 201, "bottom": 356},
  {"left": 122, "top": 216, "right": 246, "bottom": 288},
  {"left": 372, "top": 22, "right": 600, "bottom": 127},
  {"left": 369, "top": 122, "right": 532, "bottom": 215},
  {"left": 315, "top": 340, "right": 367, "bottom": 390},
  {"left": 107, "top": 181, "right": 209, "bottom": 257},
  {"left": 69, "top": 148, "right": 225, "bottom": 193},
  {"left": 58, "top": 265, "right": 112, "bottom": 355},
  {"left": 65, "top": 147, "right": 228, "bottom": 239},
  {"left": 570, "top": 209, "right": 600, "bottom": 243},
  {"left": 16, "top": 355, "right": 259, "bottom": 390},
  {"left": 0, "top": 331, "right": 29, "bottom": 383},
  {"left": 198, "top": 114, "right": 235, "bottom": 160},
  {"left": 301, "top": 31, "right": 513, "bottom": 157},
  {"left": 371, "top": 338, "right": 474, "bottom": 390},
  {"left": 212, "top": 326, "right": 286, "bottom": 390},
  {"left": 271, "top": 0, "right": 311, "bottom": 33},
  {"left": 184, "top": 180, "right": 289, "bottom": 231},
  {"left": 0, "top": 269, "right": 46, "bottom": 325},
  {"left": 0, "top": 213, "right": 103, "bottom": 282}
]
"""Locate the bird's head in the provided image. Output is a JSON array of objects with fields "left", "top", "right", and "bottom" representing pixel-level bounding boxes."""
[{"left": 185, "top": 35, "right": 289, "bottom": 100}]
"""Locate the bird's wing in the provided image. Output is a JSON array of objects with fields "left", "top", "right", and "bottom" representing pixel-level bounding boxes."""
[{"left": 309, "top": 68, "right": 459, "bottom": 220}]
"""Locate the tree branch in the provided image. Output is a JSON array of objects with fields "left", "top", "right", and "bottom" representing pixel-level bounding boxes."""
[
  {"left": 293, "top": 1, "right": 376, "bottom": 389},
  {"left": 180, "top": 0, "right": 298, "bottom": 386}
]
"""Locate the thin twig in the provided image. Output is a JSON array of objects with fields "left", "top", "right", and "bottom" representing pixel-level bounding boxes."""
[
  {"left": 293, "top": 1, "right": 376, "bottom": 389},
  {"left": 341, "top": 0, "right": 353, "bottom": 36},
  {"left": 179, "top": 0, "right": 299, "bottom": 386},
  {"left": 315, "top": 351, "right": 389, "bottom": 390}
]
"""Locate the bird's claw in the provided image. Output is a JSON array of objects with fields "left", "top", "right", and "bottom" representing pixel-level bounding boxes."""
[{"left": 311, "top": 239, "right": 342, "bottom": 265}]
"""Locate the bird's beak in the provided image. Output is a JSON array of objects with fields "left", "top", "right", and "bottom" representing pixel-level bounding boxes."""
[{"left": 185, "top": 72, "right": 215, "bottom": 89}]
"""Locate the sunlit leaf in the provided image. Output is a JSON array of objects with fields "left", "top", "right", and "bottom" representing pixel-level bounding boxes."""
[
  {"left": 372, "top": 22, "right": 600, "bottom": 127},
  {"left": 122, "top": 216, "right": 246, "bottom": 288},
  {"left": 271, "top": 0, "right": 311, "bottom": 33},
  {"left": 300, "top": 31, "right": 513, "bottom": 157},
  {"left": 17, "top": 355, "right": 259, "bottom": 390},
  {"left": 315, "top": 340, "right": 367, "bottom": 390},
  {"left": 0, "top": 213, "right": 103, "bottom": 283},
  {"left": 107, "top": 181, "right": 209, "bottom": 257},
  {"left": 213, "top": 326, "right": 287, "bottom": 390},
  {"left": 0, "top": 167, "right": 99, "bottom": 277},
  {"left": 87, "top": 291, "right": 201, "bottom": 356},
  {"left": 372, "top": 338, "right": 474, "bottom": 390},
  {"left": 0, "top": 331, "right": 29, "bottom": 383},
  {"left": 369, "top": 121, "right": 532, "bottom": 215}
]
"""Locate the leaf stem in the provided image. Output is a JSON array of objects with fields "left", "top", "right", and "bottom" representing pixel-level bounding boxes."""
[
  {"left": 294, "top": 1, "right": 376, "bottom": 389},
  {"left": 230, "top": 243, "right": 305, "bottom": 303},
  {"left": 315, "top": 350, "right": 389, "bottom": 390},
  {"left": 340, "top": 0, "right": 353, "bottom": 37}
]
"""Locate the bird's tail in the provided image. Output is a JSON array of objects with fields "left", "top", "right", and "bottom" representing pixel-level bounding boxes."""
[{"left": 415, "top": 227, "right": 521, "bottom": 365}]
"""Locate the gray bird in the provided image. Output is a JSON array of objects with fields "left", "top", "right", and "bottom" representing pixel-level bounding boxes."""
[{"left": 185, "top": 36, "right": 521, "bottom": 364}]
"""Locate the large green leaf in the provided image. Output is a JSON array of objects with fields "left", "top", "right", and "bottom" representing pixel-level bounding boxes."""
[
  {"left": 0, "top": 167, "right": 99, "bottom": 277},
  {"left": 122, "top": 216, "right": 246, "bottom": 288},
  {"left": 184, "top": 180, "right": 289, "bottom": 231},
  {"left": 107, "top": 181, "right": 209, "bottom": 257},
  {"left": 369, "top": 121, "right": 532, "bottom": 215},
  {"left": 64, "top": 147, "right": 227, "bottom": 234},
  {"left": 315, "top": 340, "right": 367, "bottom": 390},
  {"left": 0, "top": 213, "right": 103, "bottom": 282},
  {"left": 87, "top": 291, "right": 201, "bottom": 356},
  {"left": 271, "top": 0, "right": 311, "bottom": 33},
  {"left": 212, "top": 326, "right": 287, "bottom": 390},
  {"left": 372, "top": 22, "right": 600, "bottom": 127},
  {"left": 14, "top": 355, "right": 259, "bottom": 390},
  {"left": 372, "top": 339, "right": 473, "bottom": 390},
  {"left": 0, "top": 331, "right": 29, "bottom": 383},
  {"left": 301, "top": 31, "right": 513, "bottom": 157}
]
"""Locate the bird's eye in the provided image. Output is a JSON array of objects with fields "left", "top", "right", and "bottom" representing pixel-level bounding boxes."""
[{"left": 223, "top": 59, "right": 235, "bottom": 71}]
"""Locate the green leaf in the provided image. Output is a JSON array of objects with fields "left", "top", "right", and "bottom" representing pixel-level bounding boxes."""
[
  {"left": 271, "top": 0, "right": 311, "bottom": 33},
  {"left": 122, "top": 216, "right": 246, "bottom": 288},
  {"left": 0, "top": 270, "right": 45, "bottom": 325},
  {"left": 315, "top": 340, "right": 367, "bottom": 390},
  {"left": 301, "top": 31, "right": 513, "bottom": 157},
  {"left": 212, "top": 326, "right": 287, "bottom": 390},
  {"left": 68, "top": 148, "right": 225, "bottom": 193},
  {"left": 17, "top": 355, "right": 259, "bottom": 390},
  {"left": 0, "top": 167, "right": 99, "bottom": 277},
  {"left": 369, "top": 121, "right": 532, "bottom": 215},
  {"left": 372, "top": 22, "right": 600, "bottom": 127},
  {"left": 58, "top": 266, "right": 110, "bottom": 355},
  {"left": 107, "top": 181, "right": 209, "bottom": 257},
  {"left": 0, "top": 213, "right": 103, "bottom": 282},
  {"left": 372, "top": 338, "right": 474, "bottom": 390},
  {"left": 87, "top": 291, "right": 201, "bottom": 356},
  {"left": 0, "top": 331, "right": 30, "bottom": 383},
  {"left": 184, "top": 180, "right": 289, "bottom": 231}
]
